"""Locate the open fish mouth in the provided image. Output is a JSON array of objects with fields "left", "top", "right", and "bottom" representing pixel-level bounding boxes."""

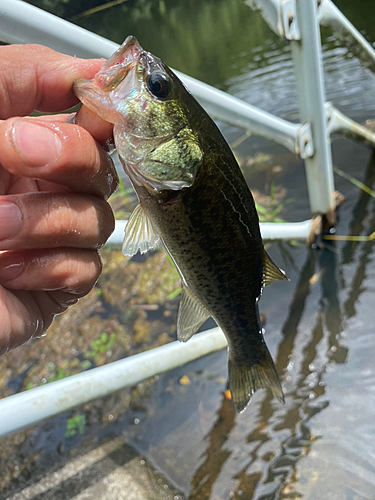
[
  {"left": 93, "top": 36, "right": 142, "bottom": 91},
  {"left": 73, "top": 36, "right": 143, "bottom": 122}
]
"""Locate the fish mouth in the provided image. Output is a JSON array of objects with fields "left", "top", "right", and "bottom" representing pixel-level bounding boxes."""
[
  {"left": 94, "top": 36, "right": 143, "bottom": 91},
  {"left": 73, "top": 36, "right": 144, "bottom": 123}
]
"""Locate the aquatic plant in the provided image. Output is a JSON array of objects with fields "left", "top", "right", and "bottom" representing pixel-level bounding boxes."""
[
  {"left": 65, "top": 414, "right": 86, "bottom": 438},
  {"left": 85, "top": 332, "right": 117, "bottom": 363}
]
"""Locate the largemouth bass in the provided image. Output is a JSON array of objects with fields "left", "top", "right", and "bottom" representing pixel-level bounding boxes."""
[{"left": 74, "top": 36, "right": 288, "bottom": 411}]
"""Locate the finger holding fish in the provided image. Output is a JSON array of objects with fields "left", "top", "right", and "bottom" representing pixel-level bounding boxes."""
[
  {"left": 0, "top": 248, "right": 101, "bottom": 294},
  {"left": 74, "top": 105, "right": 114, "bottom": 149},
  {"left": 0, "top": 117, "right": 118, "bottom": 199},
  {"left": 0, "top": 284, "right": 99, "bottom": 355},
  {"left": 0, "top": 192, "right": 114, "bottom": 251},
  {"left": 0, "top": 245, "right": 103, "bottom": 355},
  {"left": 0, "top": 44, "right": 106, "bottom": 120}
]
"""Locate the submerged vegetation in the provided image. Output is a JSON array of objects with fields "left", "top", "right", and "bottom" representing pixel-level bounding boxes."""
[{"left": 65, "top": 414, "right": 87, "bottom": 438}]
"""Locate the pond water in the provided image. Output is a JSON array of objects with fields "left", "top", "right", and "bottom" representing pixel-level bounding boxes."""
[{"left": 2, "top": 0, "right": 375, "bottom": 499}]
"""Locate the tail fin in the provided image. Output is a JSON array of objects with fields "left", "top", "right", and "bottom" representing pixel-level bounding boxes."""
[{"left": 228, "top": 347, "right": 284, "bottom": 412}]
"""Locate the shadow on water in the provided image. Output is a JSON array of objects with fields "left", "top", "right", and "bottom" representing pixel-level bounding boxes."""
[
  {"left": 342, "top": 154, "right": 375, "bottom": 319},
  {"left": 189, "top": 396, "right": 236, "bottom": 499},
  {"left": 342, "top": 153, "right": 375, "bottom": 266}
]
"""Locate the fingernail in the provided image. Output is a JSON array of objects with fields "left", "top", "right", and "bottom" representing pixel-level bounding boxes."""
[
  {"left": 0, "top": 202, "right": 22, "bottom": 240},
  {"left": 12, "top": 121, "right": 62, "bottom": 167},
  {"left": 65, "top": 113, "right": 76, "bottom": 124},
  {"left": 0, "top": 253, "right": 24, "bottom": 282}
]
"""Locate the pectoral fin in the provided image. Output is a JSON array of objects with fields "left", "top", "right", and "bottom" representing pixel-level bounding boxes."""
[
  {"left": 262, "top": 249, "right": 289, "bottom": 287},
  {"left": 139, "top": 128, "right": 203, "bottom": 190},
  {"left": 122, "top": 204, "right": 160, "bottom": 257},
  {"left": 177, "top": 284, "right": 210, "bottom": 342}
]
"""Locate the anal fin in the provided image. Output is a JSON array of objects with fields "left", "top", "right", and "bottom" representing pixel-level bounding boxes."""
[
  {"left": 263, "top": 249, "right": 289, "bottom": 287},
  {"left": 177, "top": 284, "right": 210, "bottom": 342},
  {"left": 123, "top": 204, "right": 160, "bottom": 257},
  {"left": 228, "top": 346, "right": 284, "bottom": 412}
]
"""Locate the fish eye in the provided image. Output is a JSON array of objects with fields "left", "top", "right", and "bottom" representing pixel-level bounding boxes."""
[{"left": 146, "top": 72, "right": 172, "bottom": 99}]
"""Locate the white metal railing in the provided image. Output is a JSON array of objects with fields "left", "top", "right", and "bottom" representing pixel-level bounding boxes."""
[
  {"left": 0, "top": 0, "right": 375, "bottom": 437},
  {"left": 0, "top": 328, "right": 227, "bottom": 438}
]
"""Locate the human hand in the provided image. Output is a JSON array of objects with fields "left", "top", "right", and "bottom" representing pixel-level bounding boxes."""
[{"left": 0, "top": 44, "right": 118, "bottom": 356}]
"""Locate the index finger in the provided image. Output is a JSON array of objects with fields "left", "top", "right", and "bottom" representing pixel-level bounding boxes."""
[{"left": 0, "top": 44, "right": 106, "bottom": 119}]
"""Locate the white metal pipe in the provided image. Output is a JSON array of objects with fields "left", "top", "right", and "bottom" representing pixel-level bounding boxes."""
[
  {"left": 260, "top": 219, "right": 312, "bottom": 240},
  {"left": 0, "top": 0, "right": 339, "bottom": 440},
  {"left": 106, "top": 220, "right": 127, "bottom": 246},
  {"left": 0, "top": 327, "right": 227, "bottom": 438},
  {"left": 326, "top": 102, "right": 375, "bottom": 147},
  {"left": 0, "top": 0, "right": 301, "bottom": 155},
  {"left": 106, "top": 219, "right": 312, "bottom": 247},
  {"left": 290, "top": 0, "right": 335, "bottom": 216},
  {"left": 247, "top": 0, "right": 300, "bottom": 41},
  {"left": 0, "top": 0, "right": 117, "bottom": 58},
  {"left": 319, "top": 0, "right": 375, "bottom": 70},
  {"left": 179, "top": 73, "right": 300, "bottom": 156}
]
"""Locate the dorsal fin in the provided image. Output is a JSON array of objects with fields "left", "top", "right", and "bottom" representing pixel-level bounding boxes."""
[
  {"left": 122, "top": 204, "right": 160, "bottom": 257},
  {"left": 177, "top": 284, "right": 210, "bottom": 342},
  {"left": 262, "top": 249, "right": 289, "bottom": 287}
]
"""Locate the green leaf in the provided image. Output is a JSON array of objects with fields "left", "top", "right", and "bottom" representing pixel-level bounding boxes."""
[{"left": 65, "top": 415, "right": 86, "bottom": 438}]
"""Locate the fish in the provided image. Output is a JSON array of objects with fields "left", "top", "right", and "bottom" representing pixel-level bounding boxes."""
[{"left": 74, "top": 36, "right": 288, "bottom": 412}]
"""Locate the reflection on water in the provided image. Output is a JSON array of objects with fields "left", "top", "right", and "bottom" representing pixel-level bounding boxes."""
[{"left": 6, "top": 0, "right": 375, "bottom": 498}]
